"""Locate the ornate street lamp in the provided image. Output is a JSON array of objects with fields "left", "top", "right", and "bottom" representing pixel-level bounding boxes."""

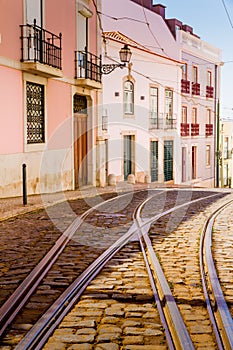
[{"left": 102, "top": 44, "right": 132, "bottom": 75}]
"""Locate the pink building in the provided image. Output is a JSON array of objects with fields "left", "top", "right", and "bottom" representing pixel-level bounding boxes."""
[{"left": 0, "top": 0, "right": 103, "bottom": 198}]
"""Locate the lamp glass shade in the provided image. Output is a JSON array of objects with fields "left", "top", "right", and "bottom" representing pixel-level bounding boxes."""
[{"left": 119, "top": 44, "right": 132, "bottom": 63}]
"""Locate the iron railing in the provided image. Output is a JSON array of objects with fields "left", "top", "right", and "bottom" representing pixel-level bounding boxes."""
[
  {"left": 75, "top": 49, "right": 102, "bottom": 83},
  {"left": 224, "top": 150, "right": 232, "bottom": 159},
  {"left": 20, "top": 20, "right": 62, "bottom": 69},
  {"left": 205, "top": 124, "right": 213, "bottom": 136},
  {"left": 181, "top": 79, "right": 190, "bottom": 94},
  {"left": 191, "top": 123, "right": 199, "bottom": 136},
  {"left": 192, "top": 82, "right": 200, "bottom": 96},
  {"left": 180, "top": 123, "right": 190, "bottom": 136},
  {"left": 206, "top": 86, "right": 214, "bottom": 98},
  {"left": 149, "top": 113, "right": 177, "bottom": 130}
]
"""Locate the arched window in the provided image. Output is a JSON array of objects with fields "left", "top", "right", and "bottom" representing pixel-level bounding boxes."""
[{"left": 124, "top": 80, "right": 134, "bottom": 114}]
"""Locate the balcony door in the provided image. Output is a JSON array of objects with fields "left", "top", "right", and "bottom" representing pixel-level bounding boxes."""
[{"left": 25, "top": 0, "right": 43, "bottom": 26}]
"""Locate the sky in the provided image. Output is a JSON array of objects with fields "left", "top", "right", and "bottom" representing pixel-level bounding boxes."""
[{"left": 156, "top": 0, "right": 233, "bottom": 119}]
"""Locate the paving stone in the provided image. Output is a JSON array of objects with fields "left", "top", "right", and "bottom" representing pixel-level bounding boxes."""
[
  {"left": 95, "top": 343, "right": 119, "bottom": 350},
  {"left": 122, "top": 336, "right": 144, "bottom": 345}
]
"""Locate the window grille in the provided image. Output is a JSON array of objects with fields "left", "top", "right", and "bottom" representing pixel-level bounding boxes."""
[{"left": 26, "top": 82, "right": 45, "bottom": 144}]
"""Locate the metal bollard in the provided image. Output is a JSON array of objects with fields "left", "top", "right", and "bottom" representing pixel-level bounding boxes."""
[{"left": 22, "top": 163, "right": 27, "bottom": 205}]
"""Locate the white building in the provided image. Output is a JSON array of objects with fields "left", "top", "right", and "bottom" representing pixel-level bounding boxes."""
[
  {"left": 219, "top": 119, "right": 233, "bottom": 188},
  {"left": 165, "top": 16, "right": 222, "bottom": 187},
  {"left": 101, "top": 1, "right": 182, "bottom": 185}
]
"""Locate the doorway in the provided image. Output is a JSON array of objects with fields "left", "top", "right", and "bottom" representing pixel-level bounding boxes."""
[
  {"left": 73, "top": 94, "right": 88, "bottom": 188},
  {"left": 124, "top": 135, "right": 134, "bottom": 180},
  {"left": 192, "top": 146, "right": 197, "bottom": 180},
  {"left": 151, "top": 141, "right": 158, "bottom": 182},
  {"left": 164, "top": 140, "right": 173, "bottom": 181}
]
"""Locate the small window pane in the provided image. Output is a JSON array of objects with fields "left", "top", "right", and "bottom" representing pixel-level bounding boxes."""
[{"left": 124, "top": 80, "right": 134, "bottom": 114}]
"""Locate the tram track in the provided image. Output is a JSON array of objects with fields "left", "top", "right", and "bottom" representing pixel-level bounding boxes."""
[
  {"left": 0, "top": 189, "right": 232, "bottom": 349},
  {"left": 200, "top": 200, "right": 233, "bottom": 349}
]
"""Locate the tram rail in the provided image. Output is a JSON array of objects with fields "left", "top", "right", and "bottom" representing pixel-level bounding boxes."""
[{"left": 0, "top": 189, "right": 232, "bottom": 349}]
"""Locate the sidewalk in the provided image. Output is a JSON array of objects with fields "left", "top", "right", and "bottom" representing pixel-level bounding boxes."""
[
  {"left": 1, "top": 184, "right": 231, "bottom": 221},
  {"left": 0, "top": 183, "right": 150, "bottom": 221}
]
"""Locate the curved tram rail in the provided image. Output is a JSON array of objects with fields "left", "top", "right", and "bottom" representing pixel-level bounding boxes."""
[
  {"left": 0, "top": 190, "right": 148, "bottom": 337},
  {"left": 12, "top": 190, "right": 230, "bottom": 350},
  {"left": 200, "top": 200, "right": 233, "bottom": 350}
]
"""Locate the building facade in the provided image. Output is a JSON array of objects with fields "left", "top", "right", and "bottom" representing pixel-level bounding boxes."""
[
  {"left": 219, "top": 119, "right": 233, "bottom": 188},
  {"left": 174, "top": 24, "right": 221, "bottom": 187},
  {"left": 101, "top": 0, "right": 222, "bottom": 187},
  {"left": 101, "top": 0, "right": 182, "bottom": 185},
  {"left": 0, "top": 0, "right": 102, "bottom": 198}
]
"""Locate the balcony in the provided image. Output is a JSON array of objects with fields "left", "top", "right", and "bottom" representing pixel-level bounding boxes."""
[
  {"left": 224, "top": 150, "right": 232, "bottom": 159},
  {"left": 192, "top": 82, "right": 200, "bottom": 96},
  {"left": 75, "top": 49, "right": 102, "bottom": 89},
  {"left": 164, "top": 115, "right": 177, "bottom": 130},
  {"left": 205, "top": 124, "right": 213, "bottom": 136},
  {"left": 191, "top": 123, "right": 199, "bottom": 136},
  {"left": 206, "top": 86, "right": 214, "bottom": 98},
  {"left": 20, "top": 20, "right": 62, "bottom": 77},
  {"left": 180, "top": 123, "right": 190, "bottom": 136},
  {"left": 181, "top": 79, "right": 190, "bottom": 94}
]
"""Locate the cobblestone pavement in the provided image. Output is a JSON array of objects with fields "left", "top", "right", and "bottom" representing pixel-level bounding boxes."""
[
  {"left": 1, "top": 186, "right": 233, "bottom": 350},
  {"left": 41, "top": 191, "right": 233, "bottom": 350},
  {"left": 213, "top": 201, "right": 233, "bottom": 315}
]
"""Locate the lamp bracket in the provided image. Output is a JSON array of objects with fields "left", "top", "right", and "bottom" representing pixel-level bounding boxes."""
[{"left": 101, "top": 63, "right": 126, "bottom": 75}]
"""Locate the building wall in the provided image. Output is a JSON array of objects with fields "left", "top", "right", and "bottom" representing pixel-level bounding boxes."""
[
  {"left": 177, "top": 30, "right": 221, "bottom": 188},
  {"left": 102, "top": 39, "right": 182, "bottom": 184},
  {"left": 0, "top": 0, "right": 101, "bottom": 198}
]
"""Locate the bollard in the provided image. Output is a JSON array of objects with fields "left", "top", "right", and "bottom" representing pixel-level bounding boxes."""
[{"left": 22, "top": 163, "right": 27, "bottom": 205}]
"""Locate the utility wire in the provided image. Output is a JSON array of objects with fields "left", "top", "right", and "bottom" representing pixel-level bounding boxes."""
[{"left": 221, "top": 0, "right": 233, "bottom": 29}]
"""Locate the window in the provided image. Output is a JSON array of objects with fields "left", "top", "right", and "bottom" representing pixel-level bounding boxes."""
[
  {"left": 207, "top": 109, "right": 211, "bottom": 124},
  {"left": 165, "top": 89, "right": 173, "bottom": 119},
  {"left": 124, "top": 80, "right": 134, "bottom": 114},
  {"left": 182, "top": 106, "right": 188, "bottom": 123},
  {"left": 206, "top": 145, "right": 211, "bottom": 166},
  {"left": 207, "top": 71, "right": 212, "bottom": 86},
  {"left": 150, "top": 87, "right": 158, "bottom": 119},
  {"left": 192, "top": 107, "right": 197, "bottom": 124},
  {"left": 26, "top": 81, "right": 45, "bottom": 144},
  {"left": 182, "top": 63, "right": 188, "bottom": 80},
  {"left": 192, "top": 66, "right": 198, "bottom": 83}
]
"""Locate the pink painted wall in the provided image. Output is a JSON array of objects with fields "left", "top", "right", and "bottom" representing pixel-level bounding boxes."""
[
  {"left": 47, "top": 80, "right": 72, "bottom": 150},
  {"left": 45, "top": 0, "right": 76, "bottom": 78},
  {"left": 0, "top": 0, "right": 23, "bottom": 60},
  {"left": 89, "top": 1, "right": 97, "bottom": 55},
  {"left": 0, "top": 66, "right": 23, "bottom": 154}
]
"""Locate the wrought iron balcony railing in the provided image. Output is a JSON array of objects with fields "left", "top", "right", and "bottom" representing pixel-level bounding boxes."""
[
  {"left": 20, "top": 20, "right": 62, "bottom": 69},
  {"left": 149, "top": 113, "right": 177, "bottom": 130},
  {"left": 191, "top": 123, "right": 199, "bottom": 136},
  {"left": 205, "top": 123, "right": 213, "bottom": 136},
  {"left": 206, "top": 86, "right": 214, "bottom": 98},
  {"left": 75, "top": 49, "right": 102, "bottom": 83},
  {"left": 192, "top": 82, "right": 200, "bottom": 96},
  {"left": 224, "top": 150, "right": 232, "bottom": 159},
  {"left": 181, "top": 79, "right": 190, "bottom": 94},
  {"left": 180, "top": 123, "right": 190, "bottom": 136}
]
